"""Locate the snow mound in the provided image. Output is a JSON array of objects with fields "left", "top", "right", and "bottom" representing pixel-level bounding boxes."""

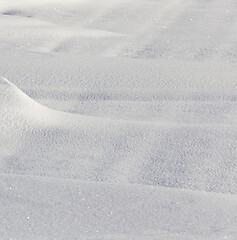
[
  {"left": 0, "top": 76, "right": 57, "bottom": 124},
  {"left": 0, "top": 76, "right": 38, "bottom": 108},
  {"left": 0, "top": 77, "right": 237, "bottom": 195},
  {"left": 1, "top": 0, "right": 237, "bottom": 238},
  {"left": 0, "top": 76, "right": 58, "bottom": 162}
]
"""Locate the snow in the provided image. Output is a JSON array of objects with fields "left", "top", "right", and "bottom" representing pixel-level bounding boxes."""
[
  {"left": 1, "top": 173, "right": 237, "bottom": 240},
  {"left": 0, "top": 0, "right": 237, "bottom": 239}
]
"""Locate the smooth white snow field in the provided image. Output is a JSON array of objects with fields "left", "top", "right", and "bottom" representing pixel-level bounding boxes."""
[{"left": 0, "top": 0, "right": 237, "bottom": 239}]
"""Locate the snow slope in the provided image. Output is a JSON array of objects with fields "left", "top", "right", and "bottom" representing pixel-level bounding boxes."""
[
  {"left": 1, "top": 77, "right": 237, "bottom": 193},
  {"left": 1, "top": 173, "right": 237, "bottom": 240},
  {"left": 1, "top": 0, "right": 237, "bottom": 239}
]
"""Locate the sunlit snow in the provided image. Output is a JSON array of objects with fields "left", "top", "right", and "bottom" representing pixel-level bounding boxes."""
[{"left": 0, "top": 0, "right": 237, "bottom": 239}]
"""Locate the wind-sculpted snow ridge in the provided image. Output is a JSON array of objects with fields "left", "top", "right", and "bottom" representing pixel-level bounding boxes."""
[
  {"left": 1, "top": 76, "right": 237, "bottom": 195},
  {"left": 0, "top": 76, "right": 58, "bottom": 127},
  {"left": 1, "top": 0, "right": 237, "bottom": 238}
]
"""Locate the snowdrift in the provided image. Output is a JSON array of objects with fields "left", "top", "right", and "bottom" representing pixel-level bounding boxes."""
[
  {"left": 1, "top": 76, "right": 237, "bottom": 194},
  {"left": 1, "top": 0, "right": 237, "bottom": 238}
]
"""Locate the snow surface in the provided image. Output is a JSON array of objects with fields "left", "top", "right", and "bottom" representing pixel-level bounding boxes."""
[{"left": 0, "top": 0, "right": 237, "bottom": 239}]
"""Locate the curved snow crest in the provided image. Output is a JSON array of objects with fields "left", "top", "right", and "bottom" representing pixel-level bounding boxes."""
[
  {"left": 0, "top": 76, "right": 104, "bottom": 128},
  {"left": 1, "top": 77, "right": 237, "bottom": 195},
  {"left": 0, "top": 76, "right": 9, "bottom": 84},
  {"left": 0, "top": 76, "right": 37, "bottom": 106},
  {"left": 0, "top": 76, "right": 59, "bottom": 125}
]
